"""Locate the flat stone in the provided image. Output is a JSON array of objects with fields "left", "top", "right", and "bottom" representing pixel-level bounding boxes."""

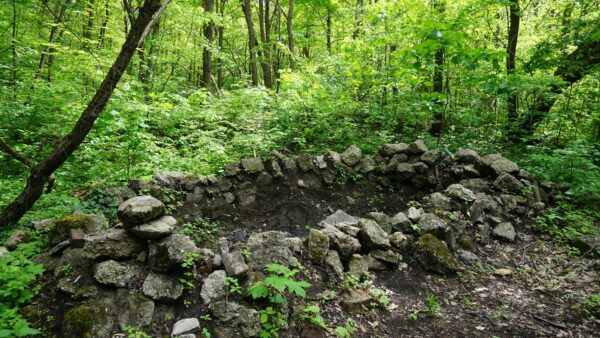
[
  {"left": 222, "top": 252, "right": 249, "bottom": 278},
  {"left": 118, "top": 196, "right": 166, "bottom": 227},
  {"left": 455, "top": 148, "right": 480, "bottom": 164},
  {"left": 129, "top": 215, "right": 177, "bottom": 240},
  {"left": 369, "top": 249, "right": 400, "bottom": 266},
  {"left": 69, "top": 228, "right": 85, "bottom": 248},
  {"left": 224, "top": 161, "right": 241, "bottom": 176},
  {"left": 115, "top": 290, "right": 155, "bottom": 331},
  {"left": 493, "top": 172, "right": 524, "bottom": 193},
  {"left": 5, "top": 230, "right": 31, "bottom": 251},
  {"left": 445, "top": 184, "right": 476, "bottom": 202},
  {"left": 391, "top": 212, "right": 412, "bottom": 232},
  {"left": 347, "top": 254, "right": 368, "bottom": 277},
  {"left": 429, "top": 192, "right": 453, "bottom": 211},
  {"left": 366, "top": 212, "right": 392, "bottom": 234},
  {"left": 319, "top": 210, "right": 359, "bottom": 227},
  {"left": 396, "top": 163, "right": 416, "bottom": 179},
  {"left": 297, "top": 154, "right": 314, "bottom": 172},
  {"left": 323, "top": 250, "right": 344, "bottom": 282},
  {"left": 341, "top": 290, "right": 375, "bottom": 313},
  {"left": 148, "top": 234, "right": 200, "bottom": 273},
  {"left": 420, "top": 150, "right": 442, "bottom": 165},
  {"left": 201, "top": 270, "right": 228, "bottom": 305},
  {"left": 335, "top": 222, "right": 361, "bottom": 237},
  {"left": 341, "top": 145, "right": 362, "bottom": 166},
  {"left": 142, "top": 273, "right": 183, "bottom": 301},
  {"left": 308, "top": 229, "right": 329, "bottom": 264},
  {"left": 172, "top": 318, "right": 200, "bottom": 336},
  {"left": 407, "top": 140, "right": 428, "bottom": 155},
  {"left": 322, "top": 226, "right": 361, "bottom": 259},
  {"left": 209, "top": 301, "right": 260, "bottom": 338},
  {"left": 456, "top": 249, "right": 479, "bottom": 264},
  {"left": 492, "top": 222, "right": 516, "bottom": 242},
  {"left": 359, "top": 156, "right": 376, "bottom": 173},
  {"left": 358, "top": 219, "right": 390, "bottom": 250},
  {"left": 94, "top": 260, "right": 140, "bottom": 287},
  {"left": 414, "top": 233, "right": 459, "bottom": 275},
  {"left": 84, "top": 228, "right": 144, "bottom": 261},
  {"left": 247, "top": 231, "right": 299, "bottom": 268},
  {"left": 418, "top": 213, "right": 448, "bottom": 235},
  {"left": 241, "top": 157, "right": 264, "bottom": 173},
  {"left": 380, "top": 143, "right": 408, "bottom": 156},
  {"left": 491, "top": 158, "right": 519, "bottom": 175}
]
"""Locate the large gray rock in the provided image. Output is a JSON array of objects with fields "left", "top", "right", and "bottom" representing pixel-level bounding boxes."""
[
  {"left": 493, "top": 172, "right": 524, "bottom": 193},
  {"left": 224, "top": 161, "right": 241, "bottom": 176},
  {"left": 414, "top": 233, "right": 459, "bottom": 275},
  {"left": 319, "top": 210, "right": 359, "bottom": 227},
  {"left": 142, "top": 273, "right": 183, "bottom": 301},
  {"left": 5, "top": 230, "right": 31, "bottom": 251},
  {"left": 84, "top": 228, "right": 144, "bottom": 260},
  {"left": 380, "top": 143, "right": 408, "bottom": 156},
  {"left": 322, "top": 225, "right": 361, "bottom": 259},
  {"left": 222, "top": 252, "right": 249, "bottom": 278},
  {"left": 469, "top": 193, "right": 502, "bottom": 223},
  {"left": 241, "top": 157, "right": 264, "bottom": 173},
  {"left": 390, "top": 232, "right": 408, "bottom": 250},
  {"left": 297, "top": 154, "right": 314, "bottom": 172},
  {"left": 247, "top": 231, "right": 299, "bottom": 268},
  {"left": 391, "top": 212, "right": 412, "bottom": 232},
  {"left": 407, "top": 206, "right": 424, "bottom": 222},
  {"left": 418, "top": 213, "right": 448, "bottom": 235},
  {"left": 460, "top": 178, "right": 490, "bottom": 193},
  {"left": 455, "top": 148, "right": 480, "bottom": 164},
  {"left": 492, "top": 222, "right": 516, "bottom": 242},
  {"left": 491, "top": 157, "right": 520, "bottom": 175},
  {"left": 445, "top": 184, "right": 476, "bottom": 203},
  {"left": 118, "top": 196, "right": 165, "bottom": 227},
  {"left": 308, "top": 229, "right": 329, "bottom": 264},
  {"left": 407, "top": 140, "right": 428, "bottom": 155},
  {"left": 148, "top": 234, "right": 200, "bottom": 272},
  {"left": 358, "top": 219, "right": 390, "bottom": 250},
  {"left": 341, "top": 145, "right": 362, "bottom": 166},
  {"left": 369, "top": 249, "right": 400, "bottom": 266},
  {"left": 572, "top": 235, "right": 599, "bottom": 257},
  {"left": 154, "top": 172, "right": 199, "bottom": 190},
  {"left": 93, "top": 260, "right": 140, "bottom": 287},
  {"left": 209, "top": 301, "right": 261, "bottom": 338},
  {"left": 172, "top": 318, "right": 200, "bottom": 336},
  {"left": 420, "top": 150, "right": 442, "bottom": 165},
  {"left": 396, "top": 163, "right": 416, "bottom": 179},
  {"left": 347, "top": 254, "right": 368, "bottom": 277},
  {"left": 429, "top": 192, "right": 453, "bottom": 211},
  {"left": 324, "top": 250, "right": 344, "bottom": 282},
  {"left": 359, "top": 156, "right": 376, "bottom": 173},
  {"left": 128, "top": 215, "right": 177, "bottom": 240},
  {"left": 366, "top": 212, "right": 392, "bottom": 234},
  {"left": 201, "top": 270, "right": 228, "bottom": 305},
  {"left": 116, "top": 290, "right": 155, "bottom": 331}
]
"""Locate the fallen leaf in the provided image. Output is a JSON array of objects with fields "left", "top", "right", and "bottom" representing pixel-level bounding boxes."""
[{"left": 495, "top": 268, "right": 513, "bottom": 276}]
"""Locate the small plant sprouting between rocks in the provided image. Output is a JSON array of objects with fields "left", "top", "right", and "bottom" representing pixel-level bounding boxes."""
[
  {"left": 179, "top": 252, "right": 199, "bottom": 290},
  {"left": 178, "top": 218, "right": 220, "bottom": 246},
  {"left": 248, "top": 264, "right": 311, "bottom": 338},
  {"left": 409, "top": 293, "right": 440, "bottom": 320},
  {"left": 226, "top": 277, "right": 242, "bottom": 302},
  {"left": 301, "top": 303, "right": 328, "bottom": 330},
  {"left": 333, "top": 319, "right": 356, "bottom": 338},
  {"left": 124, "top": 325, "right": 151, "bottom": 338}
]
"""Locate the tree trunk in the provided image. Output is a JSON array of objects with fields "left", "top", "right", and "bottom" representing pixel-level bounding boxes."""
[
  {"left": 353, "top": 0, "right": 363, "bottom": 39},
  {"left": 326, "top": 11, "right": 332, "bottom": 55},
  {"left": 202, "top": 0, "right": 215, "bottom": 88},
  {"left": 287, "top": 0, "right": 295, "bottom": 69},
  {"left": 99, "top": 1, "right": 110, "bottom": 46},
  {"left": 216, "top": 0, "right": 227, "bottom": 89},
  {"left": 506, "top": 0, "right": 520, "bottom": 134},
  {"left": 241, "top": 0, "right": 258, "bottom": 85},
  {"left": 302, "top": 26, "right": 310, "bottom": 58},
  {"left": 257, "top": 0, "right": 273, "bottom": 87},
  {"left": 11, "top": 0, "right": 17, "bottom": 99},
  {"left": 429, "top": 0, "right": 445, "bottom": 137},
  {"left": 0, "top": 0, "right": 170, "bottom": 228},
  {"left": 36, "top": 4, "right": 66, "bottom": 80}
]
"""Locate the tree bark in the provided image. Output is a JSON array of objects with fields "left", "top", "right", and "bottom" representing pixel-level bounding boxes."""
[
  {"left": 98, "top": 1, "right": 110, "bottom": 46},
  {"left": 353, "top": 0, "right": 363, "bottom": 39},
  {"left": 36, "top": 4, "right": 66, "bottom": 80},
  {"left": 287, "top": 0, "right": 295, "bottom": 69},
  {"left": 258, "top": 0, "right": 273, "bottom": 87},
  {"left": 506, "top": 0, "right": 520, "bottom": 133},
  {"left": 11, "top": 0, "right": 17, "bottom": 99},
  {"left": 326, "top": 11, "right": 332, "bottom": 55},
  {"left": 241, "top": 0, "right": 259, "bottom": 85},
  {"left": 0, "top": 0, "right": 170, "bottom": 228},
  {"left": 202, "top": 0, "right": 215, "bottom": 88},
  {"left": 216, "top": 0, "right": 227, "bottom": 89},
  {"left": 429, "top": 0, "right": 445, "bottom": 137}
]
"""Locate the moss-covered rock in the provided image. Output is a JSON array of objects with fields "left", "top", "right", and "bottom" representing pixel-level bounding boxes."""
[
  {"left": 414, "top": 233, "right": 459, "bottom": 275},
  {"left": 61, "top": 305, "right": 94, "bottom": 338},
  {"left": 49, "top": 214, "right": 100, "bottom": 245}
]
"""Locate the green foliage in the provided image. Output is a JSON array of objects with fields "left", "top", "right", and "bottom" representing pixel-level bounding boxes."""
[
  {"left": 333, "top": 319, "right": 356, "bottom": 338},
  {"left": 226, "top": 277, "right": 242, "bottom": 296},
  {"left": 249, "top": 264, "right": 311, "bottom": 337},
  {"left": 178, "top": 252, "right": 199, "bottom": 290},
  {"left": 124, "top": 326, "right": 151, "bottom": 338},
  {"left": 426, "top": 294, "right": 440, "bottom": 316},
  {"left": 0, "top": 250, "right": 44, "bottom": 337},
  {"left": 582, "top": 294, "right": 600, "bottom": 319},
  {"left": 301, "top": 303, "right": 328, "bottom": 330},
  {"left": 179, "top": 219, "right": 220, "bottom": 247}
]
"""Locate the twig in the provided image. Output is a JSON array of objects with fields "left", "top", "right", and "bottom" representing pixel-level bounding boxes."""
[{"left": 532, "top": 315, "right": 567, "bottom": 329}]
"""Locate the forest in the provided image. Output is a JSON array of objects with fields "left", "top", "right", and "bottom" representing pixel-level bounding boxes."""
[{"left": 0, "top": 0, "right": 598, "bottom": 337}]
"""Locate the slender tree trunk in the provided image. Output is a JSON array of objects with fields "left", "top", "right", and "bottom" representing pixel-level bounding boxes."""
[
  {"left": 0, "top": 0, "right": 170, "bottom": 228},
  {"left": 241, "top": 0, "right": 259, "bottom": 85},
  {"left": 11, "top": 0, "right": 17, "bottom": 99},
  {"left": 257, "top": 0, "right": 273, "bottom": 87},
  {"left": 506, "top": 0, "right": 520, "bottom": 135},
  {"left": 216, "top": 0, "right": 227, "bottom": 89},
  {"left": 429, "top": 0, "right": 445, "bottom": 137},
  {"left": 302, "top": 26, "right": 310, "bottom": 58},
  {"left": 326, "top": 11, "right": 332, "bottom": 55},
  {"left": 98, "top": 1, "right": 110, "bottom": 46},
  {"left": 202, "top": 0, "right": 215, "bottom": 88},
  {"left": 353, "top": 0, "right": 363, "bottom": 38},
  {"left": 46, "top": 30, "right": 65, "bottom": 82},
  {"left": 36, "top": 4, "right": 67, "bottom": 80},
  {"left": 287, "top": 0, "right": 295, "bottom": 69},
  {"left": 83, "top": 0, "right": 95, "bottom": 46}
]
